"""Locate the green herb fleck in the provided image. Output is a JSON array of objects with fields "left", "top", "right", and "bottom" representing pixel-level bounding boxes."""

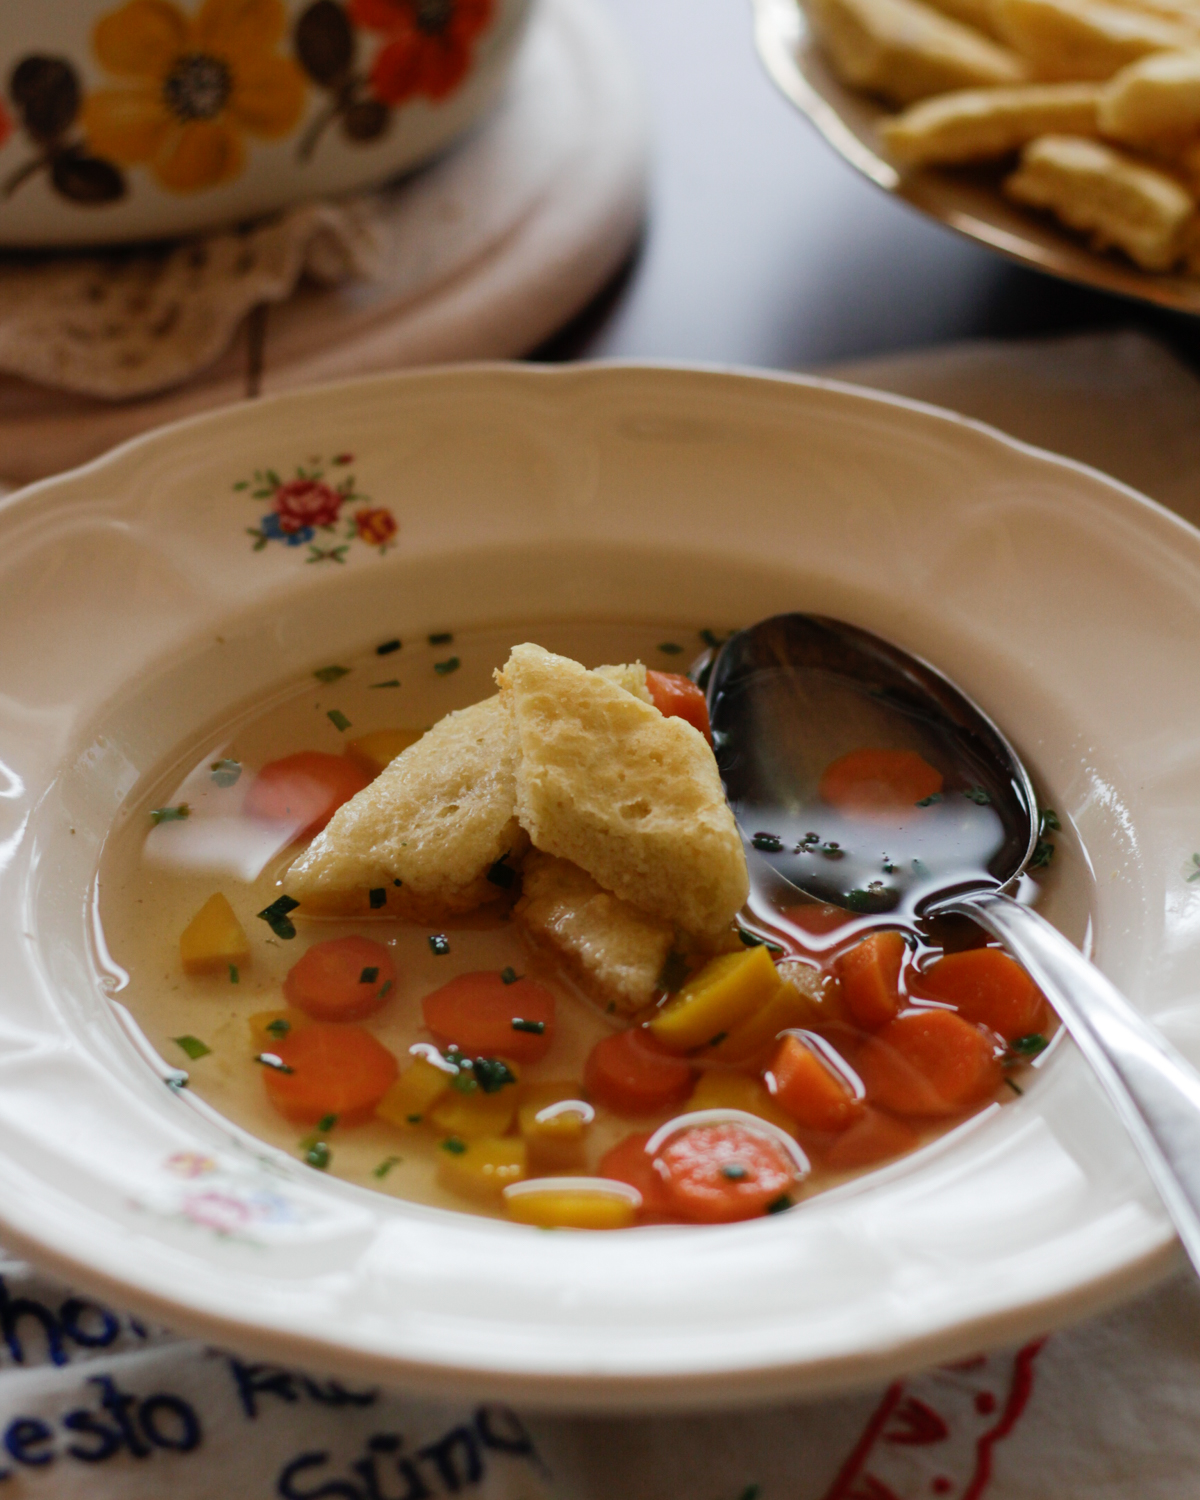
[
  {"left": 699, "top": 629, "right": 727, "bottom": 649},
  {"left": 450, "top": 1065, "right": 478, "bottom": 1095},
  {"left": 440, "top": 1136, "right": 468, "bottom": 1155},
  {"left": 739, "top": 1487, "right": 762, "bottom": 1500},
  {"left": 737, "top": 929, "right": 783, "bottom": 954},
  {"left": 359, "top": 966, "right": 379, "bottom": 985},
  {"left": 305, "top": 1141, "right": 331, "bottom": 1169},
  {"left": 657, "top": 642, "right": 683, "bottom": 655},
  {"left": 765, "top": 1194, "right": 793, "bottom": 1215},
  {"left": 963, "top": 785, "right": 991, "bottom": 805},
  {"left": 1029, "top": 840, "right": 1055, "bottom": 871},
  {"left": 173, "top": 1035, "right": 210, "bottom": 1060},
  {"left": 371, "top": 680, "right": 400, "bottom": 689},
  {"left": 266, "top": 1018, "right": 291, "bottom": 1039},
  {"left": 475, "top": 1057, "right": 518, "bottom": 1093},
  {"left": 327, "top": 709, "right": 351, "bottom": 732},
  {"left": 316, "top": 1113, "right": 338, "bottom": 1133},
  {"left": 821, "top": 842, "right": 844, "bottom": 859},
  {"left": 314, "top": 665, "right": 350, "bottom": 684},
  {"left": 433, "top": 656, "right": 460, "bottom": 676},
  {"left": 916, "top": 792, "right": 943, "bottom": 807},
  {"left": 1040, "top": 808, "right": 1062, "bottom": 834},
  {"left": 376, "top": 639, "right": 401, "bottom": 656},
  {"left": 428, "top": 632, "right": 453, "bottom": 645},
  {"left": 378, "top": 979, "right": 393, "bottom": 999},
  {"left": 708, "top": 1032, "right": 729, "bottom": 1049},
  {"left": 721, "top": 1163, "right": 748, "bottom": 1181},
  {"left": 1189, "top": 853, "right": 1200, "bottom": 883},
  {"left": 150, "top": 804, "right": 190, "bottom": 825},
  {"left": 373, "top": 1155, "right": 401, "bottom": 1178},
  {"left": 512, "top": 1018, "right": 545, "bottom": 1034},
  {"left": 255, "top": 1052, "right": 294, "bottom": 1074},
  {"left": 1010, "top": 1033, "right": 1048, "bottom": 1058},
  {"left": 210, "top": 759, "right": 242, "bottom": 788},
  {"left": 1005, "top": 1077, "right": 1024, "bottom": 1096},
  {"left": 229, "top": 964, "right": 239, "bottom": 984},
  {"left": 501, "top": 966, "right": 520, "bottom": 985},
  {"left": 752, "top": 832, "right": 783, "bottom": 853},
  {"left": 258, "top": 895, "right": 300, "bottom": 940},
  {"left": 486, "top": 856, "right": 516, "bottom": 889},
  {"left": 368, "top": 887, "right": 386, "bottom": 909},
  {"left": 429, "top": 934, "right": 450, "bottom": 956},
  {"left": 406, "top": 1113, "right": 422, "bottom": 1124}
]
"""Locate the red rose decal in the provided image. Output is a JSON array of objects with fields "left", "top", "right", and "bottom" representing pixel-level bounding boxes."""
[
  {"left": 355, "top": 507, "right": 398, "bottom": 547},
  {"left": 274, "top": 478, "right": 343, "bottom": 532},
  {"left": 349, "top": 0, "right": 495, "bottom": 104}
]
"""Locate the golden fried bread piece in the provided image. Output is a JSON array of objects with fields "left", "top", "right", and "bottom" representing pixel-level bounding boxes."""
[
  {"left": 1004, "top": 133, "right": 1193, "bottom": 267},
  {"left": 1099, "top": 48, "right": 1200, "bottom": 146},
  {"left": 497, "top": 643, "right": 748, "bottom": 940},
  {"left": 993, "top": 0, "right": 1193, "bottom": 79},
  {"left": 594, "top": 662, "right": 654, "bottom": 703},
  {"left": 806, "top": 0, "right": 1028, "bottom": 105},
  {"left": 883, "top": 81, "right": 1101, "bottom": 161},
  {"left": 920, "top": 0, "right": 1006, "bottom": 41},
  {"left": 516, "top": 851, "right": 674, "bottom": 1014},
  {"left": 285, "top": 695, "right": 527, "bottom": 920}
]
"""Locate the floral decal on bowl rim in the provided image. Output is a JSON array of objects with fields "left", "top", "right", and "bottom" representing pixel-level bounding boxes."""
[
  {"left": 237, "top": 452, "right": 399, "bottom": 561},
  {"left": 155, "top": 1151, "right": 316, "bottom": 1243}
]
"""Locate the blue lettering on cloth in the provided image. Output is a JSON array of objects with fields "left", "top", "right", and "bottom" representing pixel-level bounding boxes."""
[
  {"left": 230, "top": 1359, "right": 379, "bottom": 1418},
  {"left": 0, "top": 1277, "right": 145, "bottom": 1369},
  {"left": 275, "top": 1406, "right": 544, "bottom": 1499}
]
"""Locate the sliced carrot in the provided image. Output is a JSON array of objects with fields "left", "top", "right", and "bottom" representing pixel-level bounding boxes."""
[
  {"left": 645, "top": 671, "right": 712, "bottom": 743},
  {"left": 823, "top": 1108, "right": 920, "bottom": 1172},
  {"left": 597, "top": 1131, "right": 676, "bottom": 1219},
  {"left": 765, "top": 1033, "right": 865, "bottom": 1133},
  {"left": 654, "top": 1121, "right": 797, "bottom": 1223},
  {"left": 782, "top": 903, "right": 852, "bottom": 937},
  {"left": 857, "top": 1009, "right": 1002, "bottom": 1118},
  {"left": 583, "top": 1028, "right": 694, "bottom": 1116},
  {"left": 818, "top": 748, "right": 943, "bottom": 816},
  {"left": 835, "top": 931, "right": 907, "bottom": 1029},
  {"left": 260, "top": 1022, "right": 399, "bottom": 1125},
  {"left": 243, "top": 752, "right": 370, "bottom": 840},
  {"left": 283, "top": 936, "right": 396, "bottom": 1022},
  {"left": 915, "top": 947, "right": 1046, "bottom": 1042},
  {"left": 422, "top": 971, "right": 554, "bottom": 1063}
]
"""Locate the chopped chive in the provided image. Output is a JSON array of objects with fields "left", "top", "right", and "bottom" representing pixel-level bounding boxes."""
[
  {"left": 657, "top": 642, "right": 683, "bottom": 655},
  {"left": 258, "top": 895, "right": 300, "bottom": 940},
  {"left": 963, "top": 785, "right": 991, "bottom": 805},
  {"left": 393, "top": 878, "right": 403, "bottom": 886},
  {"left": 327, "top": 709, "right": 351, "bottom": 732},
  {"left": 406, "top": 1113, "right": 422, "bottom": 1124},
  {"left": 210, "top": 759, "right": 242, "bottom": 788},
  {"left": 428, "top": 632, "right": 453, "bottom": 645},
  {"left": 378, "top": 979, "right": 393, "bottom": 999},
  {"left": 699, "top": 629, "right": 725, "bottom": 649},
  {"left": 376, "top": 639, "right": 401, "bottom": 656},
  {"left": 316, "top": 1113, "right": 338, "bottom": 1133},
  {"left": 1005, "top": 1077, "right": 1024, "bottom": 1096},
  {"left": 314, "top": 665, "right": 350, "bottom": 684},
  {"left": 708, "top": 1032, "right": 728, "bottom": 1048},
  {"left": 486, "top": 857, "right": 516, "bottom": 889},
  {"left": 228, "top": 964, "right": 239, "bottom": 984},
  {"left": 266, "top": 1018, "right": 291, "bottom": 1038},
  {"left": 1040, "top": 808, "right": 1062, "bottom": 834},
  {"left": 472, "top": 1058, "right": 517, "bottom": 1093},
  {"left": 429, "top": 934, "right": 450, "bottom": 956},
  {"left": 765, "top": 1194, "right": 793, "bottom": 1215},
  {"left": 359, "top": 966, "right": 379, "bottom": 984},
  {"left": 433, "top": 656, "right": 460, "bottom": 676},
  {"left": 916, "top": 792, "right": 943, "bottom": 807},
  {"left": 255, "top": 1053, "right": 294, "bottom": 1074},
  {"left": 305, "top": 1141, "right": 331, "bottom": 1169},
  {"left": 368, "top": 887, "right": 386, "bottom": 909},
  {"left": 373, "top": 1155, "right": 401, "bottom": 1178},
  {"left": 511, "top": 1018, "right": 545, "bottom": 1034},
  {"left": 1188, "top": 853, "right": 1200, "bottom": 883},
  {"left": 1029, "top": 840, "right": 1055, "bottom": 871},
  {"left": 440, "top": 1136, "right": 467, "bottom": 1154},
  {"left": 500, "top": 966, "right": 519, "bottom": 985},
  {"left": 737, "top": 929, "right": 783, "bottom": 954},
  {"left": 1010, "top": 1033, "right": 1048, "bottom": 1057},
  {"left": 721, "top": 1163, "right": 748, "bottom": 1180},
  {"left": 751, "top": 832, "right": 783, "bottom": 853},
  {"left": 150, "top": 804, "right": 190, "bottom": 825},
  {"left": 370, "top": 680, "right": 400, "bottom": 689},
  {"left": 172, "top": 1035, "right": 210, "bottom": 1060}
]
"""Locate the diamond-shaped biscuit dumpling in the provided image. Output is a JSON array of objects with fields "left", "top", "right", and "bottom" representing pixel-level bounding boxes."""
[
  {"left": 496, "top": 643, "right": 749, "bottom": 939},
  {"left": 285, "top": 696, "right": 527, "bottom": 920}
]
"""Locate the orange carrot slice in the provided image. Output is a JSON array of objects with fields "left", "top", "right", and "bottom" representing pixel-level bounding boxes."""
[
  {"left": 243, "top": 752, "right": 369, "bottom": 839},
  {"left": 916, "top": 947, "right": 1047, "bottom": 1042},
  {"left": 654, "top": 1121, "right": 797, "bottom": 1223},
  {"left": 835, "top": 931, "right": 907, "bottom": 1029},
  {"left": 645, "top": 671, "right": 712, "bottom": 743},
  {"left": 597, "top": 1131, "right": 676, "bottom": 1220},
  {"left": 857, "top": 1009, "right": 1002, "bottom": 1118},
  {"left": 823, "top": 1108, "right": 920, "bottom": 1171},
  {"left": 283, "top": 936, "right": 396, "bottom": 1022},
  {"left": 765, "top": 1033, "right": 865, "bottom": 1133},
  {"left": 260, "top": 1022, "right": 399, "bottom": 1125},
  {"left": 818, "top": 748, "right": 943, "bottom": 816},
  {"left": 422, "top": 971, "right": 554, "bottom": 1063},
  {"left": 584, "top": 1028, "right": 694, "bottom": 1116}
]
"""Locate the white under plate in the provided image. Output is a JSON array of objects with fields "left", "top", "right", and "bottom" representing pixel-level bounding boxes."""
[
  {"left": 752, "top": 0, "right": 1200, "bottom": 315},
  {"left": 0, "top": 362, "right": 1197, "bottom": 1411}
]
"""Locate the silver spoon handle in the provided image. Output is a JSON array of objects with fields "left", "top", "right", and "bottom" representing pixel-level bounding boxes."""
[{"left": 937, "top": 889, "right": 1200, "bottom": 1271}]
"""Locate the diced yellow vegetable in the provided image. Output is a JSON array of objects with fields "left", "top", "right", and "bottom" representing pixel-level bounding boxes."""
[
  {"left": 704, "top": 981, "right": 817, "bottom": 1064},
  {"left": 518, "top": 1081, "right": 593, "bottom": 1171},
  {"left": 344, "top": 729, "right": 422, "bottom": 778},
  {"left": 247, "top": 1009, "right": 309, "bottom": 1051},
  {"left": 505, "top": 1182, "right": 638, "bottom": 1230},
  {"left": 685, "top": 1071, "right": 800, "bottom": 1137},
  {"left": 376, "top": 1056, "right": 453, "bottom": 1129},
  {"left": 179, "top": 893, "right": 250, "bottom": 975},
  {"left": 649, "top": 946, "right": 782, "bottom": 1051},
  {"left": 429, "top": 1079, "right": 520, "bottom": 1140},
  {"left": 437, "top": 1136, "right": 527, "bottom": 1203}
]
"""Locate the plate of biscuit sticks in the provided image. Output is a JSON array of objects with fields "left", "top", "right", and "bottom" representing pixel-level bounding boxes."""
[{"left": 753, "top": 0, "right": 1200, "bottom": 310}]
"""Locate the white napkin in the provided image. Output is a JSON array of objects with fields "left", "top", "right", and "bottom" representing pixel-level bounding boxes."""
[{"left": 5, "top": 327, "right": 1200, "bottom": 1498}]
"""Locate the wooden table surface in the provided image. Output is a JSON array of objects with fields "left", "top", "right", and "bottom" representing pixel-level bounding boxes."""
[{"left": 541, "top": 0, "right": 1199, "bottom": 370}]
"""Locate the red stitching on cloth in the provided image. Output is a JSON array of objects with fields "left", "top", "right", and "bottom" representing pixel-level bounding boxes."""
[
  {"left": 821, "top": 1384, "right": 904, "bottom": 1500},
  {"left": 884, "top": 1397, "right": 950, "bottom": 1446},
  {"left": 961, "top": 1340, "right": 1047, "bottom": 1500}
]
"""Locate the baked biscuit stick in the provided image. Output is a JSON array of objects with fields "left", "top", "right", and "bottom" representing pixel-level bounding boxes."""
[
  {"left": 1099, "top": 49, "right": 1200, "bottom": 146},
  {"left": 883, "top": 81, "right": 1101, "bottom": 162},
  {"left": 806, "top": 0, "right": 1028, "bottom": 105},
  {"left": 993, "top": 0, "right": 1193, "bottom": 79},
  {"left": 1004, "top": 133, "right": 1194, "bottom": 267}
]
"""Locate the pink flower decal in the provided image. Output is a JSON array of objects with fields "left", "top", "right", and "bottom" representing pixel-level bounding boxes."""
[
  {"left": 238, "top": 456, "right": 395, "bottom": 563},
  {"left": 166, "top": 1151, "right": 217, "bottom": 1178},
  {"left": 274, "top": 477, "right": 343, "bottom": 533},
  {"left": 182, "top": 1190, "right": 253, "bottom": 1234}
]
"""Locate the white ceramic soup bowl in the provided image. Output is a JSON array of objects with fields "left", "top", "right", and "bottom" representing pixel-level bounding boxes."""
[
  {"left": 0, "top": 362, "right": 1196, "bottom": 1410},
  {"left": 0, "top": 0, "right": 532, "bottom": 246}
]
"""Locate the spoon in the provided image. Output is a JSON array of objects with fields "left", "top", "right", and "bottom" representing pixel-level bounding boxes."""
[{"left": 707, "top": 612, "right": 1200, "bottom": 1271}]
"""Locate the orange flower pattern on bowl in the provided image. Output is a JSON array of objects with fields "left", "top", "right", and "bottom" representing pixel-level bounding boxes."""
[{"left": 349, "top": 0, "right": 494, "bottom": 104}]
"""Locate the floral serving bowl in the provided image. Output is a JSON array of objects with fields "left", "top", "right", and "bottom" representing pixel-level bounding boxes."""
[
  {"left": 0, "top": 363, "right": 1198, "bottom": 1407},
  {"left": 0, "top": 0, "right": 533, "bottom": 246}
]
